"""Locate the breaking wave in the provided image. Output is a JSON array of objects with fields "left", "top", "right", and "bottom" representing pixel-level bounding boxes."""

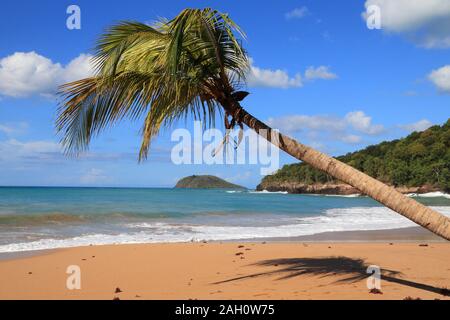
[{"left": 1, "top": 206, "right": 449, "bottom": 253}]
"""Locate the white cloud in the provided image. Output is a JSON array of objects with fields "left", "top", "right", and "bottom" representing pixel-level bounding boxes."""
[
  {"left": 267, "top": 114, "right": 352, "bottom": 145},
  {"left": 247, "top": 60, "right": 303, "bottom": 89},
  {"left": 267, "top": 114, "right": 345, "bottom": 133},
  {"left": 247, "top": 59, "right": 337, "bottom": 89},
  {"left": 0, "top": 137, "right": 149, "bottom": 165},
  {"left": 363, "top": 0, "right": 450, "bottom": 48},
  {"left": 285, "top": 7, "right": 309, "bottom": 20},
  {"left": 428, "top": 65, "right": 450, "bottom": 93},
  {"left": 0, "top": 138, "right": 61, "bottom": 161},
  {"left": 0, "top": 52, "right": 94, "bottom": 98},
  {"left": 61, "top": 54, "right": 94, "bottom": 84},
  {"left": 221, "top": 171, "right": 253, "bottom": 184},
  {"left": 345, "top": 111, "right": 385, "bottom": 135},
  {"left": 341, "top": 135, "right": 363, "bottom": 144},
  {"left": 80, "top": 168, "right": 112, "bottom": 185},
  {"left": 0, "top": 125, "right": 13, "bottom": 135},
  {"left": 267, "top": 111, "right": 384, "bottom": 145},
  {"left": 304, "top": 66, "right": 338, "bottom": 81},
  {"left": 0, "top": 122, "right": 28, "bottom": 136},
  {"left": 399, "top": 119, "right": 433, "bottom": 133}
]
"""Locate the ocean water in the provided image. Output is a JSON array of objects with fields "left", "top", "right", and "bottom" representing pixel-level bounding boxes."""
[{"left": 0, "top": 187, "right": 449, "bottom": 252}]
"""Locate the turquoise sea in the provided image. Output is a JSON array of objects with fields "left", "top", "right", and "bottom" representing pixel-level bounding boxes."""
[{"left": 0, "top": 187, "right": 449, "bottom": 252}]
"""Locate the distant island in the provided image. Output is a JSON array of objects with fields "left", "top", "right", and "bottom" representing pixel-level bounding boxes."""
[
  {"left": 175, "top": 175, "right": 246, "bottom": 189},
  {"left": 258, "top": 119, "right": 450, "bottom": 195}
]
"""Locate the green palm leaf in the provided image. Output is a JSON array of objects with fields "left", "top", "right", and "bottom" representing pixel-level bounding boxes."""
[{"left": 57, "top": 8, "right": 249, "bottom": 160}]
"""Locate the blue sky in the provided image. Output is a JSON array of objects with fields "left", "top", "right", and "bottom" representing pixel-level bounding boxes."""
[{"left": 0, "top": 0, "right": 449, "bottom": 188}]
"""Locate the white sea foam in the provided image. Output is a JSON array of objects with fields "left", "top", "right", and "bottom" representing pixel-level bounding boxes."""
[
  {"left": 408, "top": 192, "right": 450, "bottom": 199},
  {"left": 1, "top": 206, "right": 449, "bottom": 253},
  {"left": 324, "top": 194, "right": 362, "bottom": 198},
  {"left": 248, "top": 190, "right": 289, "bottom": 194}
]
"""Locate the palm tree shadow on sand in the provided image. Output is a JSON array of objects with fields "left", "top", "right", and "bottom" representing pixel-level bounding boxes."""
[{"left": 213, "top": 256, "right": 449, "bottom": 296}]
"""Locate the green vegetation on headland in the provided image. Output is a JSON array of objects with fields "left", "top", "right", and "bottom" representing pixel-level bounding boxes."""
[
  {"left": 258, "top": 119, "right": 450, "bottom": 193},
  {"left": 175, "top": 175, "right": 246, "bottom": 189}
]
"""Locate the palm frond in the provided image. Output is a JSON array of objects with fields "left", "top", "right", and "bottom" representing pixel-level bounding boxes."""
[{"left": 57, "top": 8, "right": 249, "bottom": 160}]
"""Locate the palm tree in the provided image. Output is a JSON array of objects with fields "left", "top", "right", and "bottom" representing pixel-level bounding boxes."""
[{"left": 56, "top": 8, "right": 450, "bottom": 240}]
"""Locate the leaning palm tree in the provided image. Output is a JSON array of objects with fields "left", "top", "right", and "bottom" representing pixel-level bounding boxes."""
[{"left": 57, "top": 8, "right": 450, "bottom": 240}]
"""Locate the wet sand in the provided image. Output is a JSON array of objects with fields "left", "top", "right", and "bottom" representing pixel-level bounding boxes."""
[{"left": 255, "top": 227, "right": 443, "bottom": 242}]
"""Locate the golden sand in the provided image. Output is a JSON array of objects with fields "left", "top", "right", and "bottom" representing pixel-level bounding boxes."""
[{"left": 0, "top": 242, "right": 449, "bottom": 300}]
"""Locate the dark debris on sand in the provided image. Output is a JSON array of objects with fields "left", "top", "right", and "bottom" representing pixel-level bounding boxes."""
[
  {"left": 404, "top": 296, "right": 421, "bottom": 300},
  {"left": 369, "top": 288, "right": 383, "bottom": 295}
]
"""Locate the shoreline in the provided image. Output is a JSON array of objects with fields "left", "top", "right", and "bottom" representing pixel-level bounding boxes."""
[
  {"left": 248, "top": 226, "right": 443, "bottom": 243},
  {"left": 0, "top": 226, "right": 442, "bottom": 261},
  {"left": 0, "top": 227, "right": 446, "bottom": 261}
]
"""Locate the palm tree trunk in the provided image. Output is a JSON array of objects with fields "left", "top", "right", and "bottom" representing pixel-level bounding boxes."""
[{"left": 232, "top": 105, "right": 450, "bottom": 241}]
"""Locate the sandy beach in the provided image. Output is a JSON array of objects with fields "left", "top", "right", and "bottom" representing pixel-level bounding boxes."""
[
  {"left": 2, "top": 0, "right": 450, "bottom": 305},
  {"left": 0, "top": 231, "right": 449, "bottom": 300}
]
